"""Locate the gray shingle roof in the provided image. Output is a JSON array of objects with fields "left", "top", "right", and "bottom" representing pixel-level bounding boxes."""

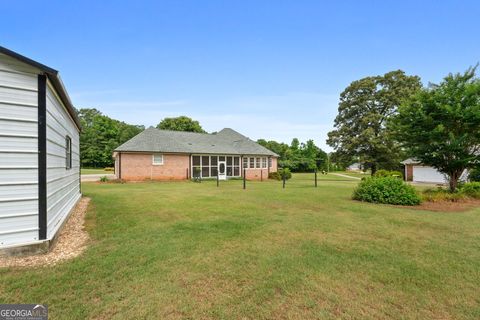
[{"left": 114, "top": 128, "right": 278, "bottom": 156}]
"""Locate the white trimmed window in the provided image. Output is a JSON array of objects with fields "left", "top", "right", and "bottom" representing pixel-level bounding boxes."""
[
  {"left": 152, "top": 154, "right": 164, "bottom": 165},
  {"left": 262, "top": 157, "right": 267, "bottom": 168},
  {"left": 256, "top": 157, "right": 261, "bottom": 168},
  {"left": 243, "top": 157, "right": 248, "bottom": 169},
  {"left": 65, "top": 136, "right": 72, "bottom": 169},
  {"left": 268, "top": 158, "right": 272, "bottom": 168}
]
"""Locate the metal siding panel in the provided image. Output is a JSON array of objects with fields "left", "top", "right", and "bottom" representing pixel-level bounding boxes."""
[
  {"left": 0, "top": 153, "right": 37, "bottom": 167},
  {"left": 46, "top": 85, "right": 80, "bottom": 239},
  {"left": 0, "top": 168, "right": 38, "bottom": 184},
  {"left": 0, "top": 136, "right": 37, "bottom": 152},
  {"left": 0, "top": 215, "right": 37, "bottom": 234},
  {"left": 0, "top": 58, "right": 39, "bottom": 248},
  {"left": 0, "top": 119, "right": 37, "bottom": 136},
  {"left": 0, "top": 230, "right": 39, "bottom": 246},
  {"left": 46, "top": 90, "right": 78, "bottom": 138},
  {"left": 0, "top": 69, "right": 37, "bottom": 91},
  {"left": 47, "top": 192, "right": 80, "bottom": 239},
  {"left": 0, "top": 86, "right": 37, "bottom": 106},
  {"left": 0, "top": 184, "right": 38, "bottom": 201},
  {"left": 0, "top": 103, "right": 37, "bottom": 120},
  {"left": 0, "top": 200, "right": 37, "bottom": 215}
]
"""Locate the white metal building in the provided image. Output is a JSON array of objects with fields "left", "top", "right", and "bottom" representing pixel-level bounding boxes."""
[{"left": 0, "top": 46, "right": 81, "bottom": 253}]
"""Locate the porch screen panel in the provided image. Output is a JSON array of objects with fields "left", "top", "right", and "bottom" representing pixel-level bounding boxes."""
[
  {"left": 233, "top": 157, "right": 240, "bottom": 176},
  {"left": 192, "top": 156, "right": 201, "bottom": 177},
  {"left": 211, "top": 156, "right": 218, "bottom": 177}
]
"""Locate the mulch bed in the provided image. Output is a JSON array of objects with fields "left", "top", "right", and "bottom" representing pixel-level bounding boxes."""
[{"left": 0, "top": 197, "right": 91, "bottom": 268}]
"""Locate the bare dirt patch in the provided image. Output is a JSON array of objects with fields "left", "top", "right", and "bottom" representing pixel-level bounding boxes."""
[
  {"left": 0, "top": 197, "right": 91, "bottom": 268},
  {"left": 400, "top": 199, "right": 480, "bottom": 212}
]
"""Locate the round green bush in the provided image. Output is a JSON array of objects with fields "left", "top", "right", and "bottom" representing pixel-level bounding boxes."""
[{"left": 353, "top": 176, "right": 421, "bottom": 205}]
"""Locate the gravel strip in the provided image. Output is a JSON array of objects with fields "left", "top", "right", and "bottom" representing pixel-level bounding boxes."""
[{"left": 0, "top": 197, "right": 91, "bottom": 268}]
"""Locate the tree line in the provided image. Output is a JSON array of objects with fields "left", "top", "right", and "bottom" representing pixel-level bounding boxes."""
[
  {"left": 79, "top": 108, "right": 145, "bottom": 168},
  {"left": 256, "top": 138, "right": 333, "bottom": 172},
  {"left": 79, "top": 111, "right": 333, "bottom": 172}
]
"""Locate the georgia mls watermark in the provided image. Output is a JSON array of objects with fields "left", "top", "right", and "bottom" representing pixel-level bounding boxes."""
[{"left": 0, "top": 304, "right": 47, "bottom": 320}]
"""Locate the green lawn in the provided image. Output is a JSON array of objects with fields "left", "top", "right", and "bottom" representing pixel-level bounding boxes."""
[
  {"left": 81, "top": 168, "right": 111, "bottom": 175},
  {"left": 1, "top": 173, "right": 480, "bottom": 319}
]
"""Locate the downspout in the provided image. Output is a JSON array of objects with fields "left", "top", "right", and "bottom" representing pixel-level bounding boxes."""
[
  {"left": 189, "top": 154, "right": 192, "bottom": 180},
  {"left": 118, "top": 153, "right": 122, "bottom": 180}
]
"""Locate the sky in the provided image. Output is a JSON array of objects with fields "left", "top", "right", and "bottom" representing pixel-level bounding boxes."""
[{"left": 2, "top": 1, "right": 479, "bottom": 151}]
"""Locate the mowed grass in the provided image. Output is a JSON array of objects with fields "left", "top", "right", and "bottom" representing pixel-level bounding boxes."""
[
  {"left": 1, "top": 174, "right": 480, "bottom": 319},
  {"left": 81, "top": 168, "right": 111, "bottom": 175}
]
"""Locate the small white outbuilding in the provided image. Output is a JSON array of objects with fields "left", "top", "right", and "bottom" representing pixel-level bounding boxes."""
[
  {"left": 401, "top": 158, "right": 469, "bottom": 184},
  {"left": 0, "top": 46, "right": 81, "bottom": 254}
]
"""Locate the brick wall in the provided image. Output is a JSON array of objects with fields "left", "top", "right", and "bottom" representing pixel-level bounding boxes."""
[
  {"left": 405, "top": 164, "right": 413, "bottom": 181},
  {"left": 245, "top": 168, "right": 269, "bottom": 180},
  {"left": 118, "top": 153, "right": 189, "bottom": 181},
  {"left": 117, "top": 153, "right": 279, "bottom": 181}
]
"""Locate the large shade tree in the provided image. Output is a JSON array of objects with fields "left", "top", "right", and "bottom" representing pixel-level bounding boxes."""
[
  {"left": 327, "top": 70, "right": 421, "bottom": 175},
  {"left": 393, "top": 67, "right": 480, "bottom": 191},
  {"left": 156, "top": 116, "right": 206, "bottom": 133},
  {"left": 79, "top": 108, "right": 144, "bottom": 168}
]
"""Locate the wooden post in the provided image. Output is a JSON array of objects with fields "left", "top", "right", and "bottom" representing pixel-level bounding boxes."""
[
  {"left": 186, "top": 168, "right": 189, "bottom": 180},
  {"left": 243, "top": 169, "right": 246, "bottom": 189},
  {"left": 282, "top": 172, "right": 286, "bottom": 189},
  {"left": 315, "top": 169, "right": 317, "bottom": 188},
  {"left": 261, "top": 170, "right": 263, "bottom": 182},
  {"left": 217, "top": 173, "right": 219, "bottom": 187}
]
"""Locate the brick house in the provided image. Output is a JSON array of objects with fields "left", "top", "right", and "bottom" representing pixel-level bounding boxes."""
[{"left": 113, "top": 128, "right": 278, "bottom": 181}]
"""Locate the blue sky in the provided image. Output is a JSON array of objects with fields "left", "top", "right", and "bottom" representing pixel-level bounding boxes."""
[{"left": 2, "top": 1, "right": 479, "bottom": 151}]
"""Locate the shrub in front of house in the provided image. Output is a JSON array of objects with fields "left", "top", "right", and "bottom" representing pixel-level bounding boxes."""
[
  {"left": 374, "top": 169, "right": 403, "bottom": 179},
  {"left": 460, "top": 182, "right": 480, "bottom": 199},
  {"left": 422, "top": 188, "right": 466, "bottom": 202},
  {"left": 269, "top": 168, "right": 292, "bottom": 180},
  {"left": 353, "top": 176, "right": 421, "bottom": 205},
  {"left": 268, "top": 172, "right": 280, "bottom": 180}
]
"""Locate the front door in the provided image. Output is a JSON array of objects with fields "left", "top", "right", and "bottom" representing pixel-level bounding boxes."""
[{"left": 218, "top": 161, "right": 227, "bottom": 180}]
